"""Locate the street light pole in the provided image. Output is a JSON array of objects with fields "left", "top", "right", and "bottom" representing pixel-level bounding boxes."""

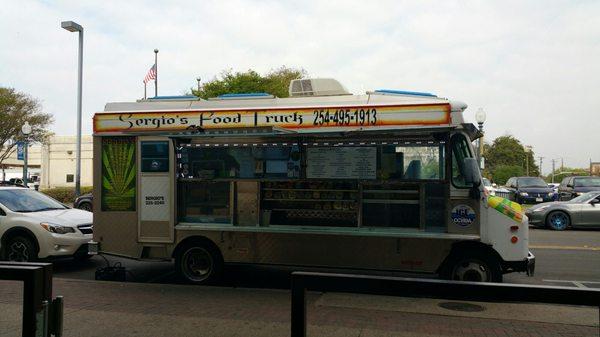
[
  {"left": 61, "top": 20, "right": 84, "bottom": 196},
  {"left": 475, "top": 108, "right": 487, "bottom": 169},
  {"left": 196, "top": 77, "right": 201, "bottom": 93},
  {"left": 21, "top": 121, "right": 32, "bottom": 187}
]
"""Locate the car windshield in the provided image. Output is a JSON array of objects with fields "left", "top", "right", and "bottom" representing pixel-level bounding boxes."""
[
  {"left": 569, "top": 192, "right": 600, "bottom": 203},
  {"left": 573, "top": 177, "right": 600, "bottom": 187},
  {"left": 0, "top": 189, "right": 67, "bottom": 212},
  {"left": 517, "top": 177, "right": 547, "bottom": 188}
]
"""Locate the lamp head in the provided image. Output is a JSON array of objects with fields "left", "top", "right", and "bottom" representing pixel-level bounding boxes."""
[
  {"left": 475, "top": 107, "right": 487, "bottom": 124},
  {"left": 61, "top": 21, "right": 83, "bottom": 32},
  {"left": 22, "top": 121, "right": 32, "bottom": 135}
]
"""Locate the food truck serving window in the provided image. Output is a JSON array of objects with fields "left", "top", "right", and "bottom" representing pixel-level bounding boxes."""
[
  {"left": 178, "top": 145, "right": 301, "bottom": 179},
  {"left": 176, "top": 140, "right": 446, "bottom": 228}
]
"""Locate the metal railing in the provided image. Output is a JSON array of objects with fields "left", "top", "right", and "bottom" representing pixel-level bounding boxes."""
[
  {"left": 0, "top": 262, "right": 63, "bottom": 337},
  {"left": 290, "top": 271, "right": 600, "bottom": 337}
]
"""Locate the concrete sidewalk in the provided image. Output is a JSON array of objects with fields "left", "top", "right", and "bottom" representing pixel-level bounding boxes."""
[{"left": 0, "top": 278, "right": 598, "bottom": 337}]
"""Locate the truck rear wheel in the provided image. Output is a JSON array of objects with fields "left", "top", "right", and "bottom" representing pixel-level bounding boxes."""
[
  {"left": 440, "top": 251, "right": 502, "bottom": 283},
  {"left": 175, "top": 241, "right": 223, "bottom": 285}
]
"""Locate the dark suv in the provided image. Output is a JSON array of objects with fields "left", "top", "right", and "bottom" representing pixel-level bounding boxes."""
[
  {"left": 558, "top": 176, "right": 600, "bottom": 201},
  {"left": 505, "top": 176, "right": 555, "bottom": 204}
]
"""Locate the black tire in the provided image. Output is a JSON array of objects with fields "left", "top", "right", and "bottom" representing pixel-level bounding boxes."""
[
  {"left": 78, "top": 202, "right": 92, "bottom": 212},
  {"left": 440, "top": 250, "right": 502, "bottom": 283},
  {"left": 546, "top": 211, "right": 570, "bottom": 231},
  {"left": 3, "top": 236, "right": 37, "bottom": 262},
  {"left": 175, "top": 241, "right": 223, "bottom": 285}
]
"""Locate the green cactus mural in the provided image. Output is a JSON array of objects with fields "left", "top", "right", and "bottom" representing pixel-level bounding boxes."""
[{"left": 101, "top": 137, "right": 136, "bottom": 211}]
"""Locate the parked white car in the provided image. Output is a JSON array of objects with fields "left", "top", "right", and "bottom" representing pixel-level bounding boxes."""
[{"left": 0, "top": 186, "right": 92, "bottom": 262}]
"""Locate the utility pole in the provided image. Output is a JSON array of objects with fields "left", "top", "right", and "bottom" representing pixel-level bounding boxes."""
[
  {"left": 551, "top": 159, "right": 556, "bottom": 183},
  {"left": 538, "top": 156, "right": 544, "bottom": 177},
  {"left": 561, "top": 158, "right": 564, "bottom": 171}
]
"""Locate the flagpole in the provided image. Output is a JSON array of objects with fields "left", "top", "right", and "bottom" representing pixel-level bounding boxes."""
[
  {"left": 144, "top": 81, "right": 147, "bottom": 99},
  {"left": 154, "top": 48, "right": 159, "bottom": 97}
]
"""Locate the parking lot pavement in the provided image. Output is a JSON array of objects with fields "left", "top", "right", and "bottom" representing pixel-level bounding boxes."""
[{"left": 1, "top": 278, "right": 598, "bottom": 337}]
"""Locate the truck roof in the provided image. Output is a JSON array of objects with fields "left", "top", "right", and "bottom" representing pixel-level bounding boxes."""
[{"left": 94, "top": 83, "right": 469, "bottom": 136}]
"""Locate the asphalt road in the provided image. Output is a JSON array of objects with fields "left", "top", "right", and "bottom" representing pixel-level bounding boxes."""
[{"left": 51, "top": 227, "right": 600, "bottom": 289}]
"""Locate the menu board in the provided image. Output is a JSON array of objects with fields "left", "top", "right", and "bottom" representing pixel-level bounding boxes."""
[{"left": 306, "top": 147, "right": 376, "bottom": 179}]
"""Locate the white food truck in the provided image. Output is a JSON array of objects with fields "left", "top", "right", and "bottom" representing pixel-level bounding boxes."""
[{"left": 89, "top": 78, "right": 534, "bottom": 284}]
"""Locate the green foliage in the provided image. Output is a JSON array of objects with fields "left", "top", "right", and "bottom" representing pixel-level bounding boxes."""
[
  {"left": 192, "top": 66, "right": 306, "bottom": 99},
  {"left": 484, "top": 135, "right": 539, "bottom": 182},
  {"left": 545, "top": 167, "right": 590, "bottom": 183},
  {"left": 0, "top": 87, "right": 53, "bottom": 165},
  {"left": 492, "top": 165, "right": 525, "bottom": 185},
  {"left": 41, "top": 186, "right": 93, "bottom": 204}
]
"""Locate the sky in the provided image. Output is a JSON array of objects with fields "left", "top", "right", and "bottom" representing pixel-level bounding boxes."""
[{"left": 1, "top": 0, "right": 599, "bottom": 174}]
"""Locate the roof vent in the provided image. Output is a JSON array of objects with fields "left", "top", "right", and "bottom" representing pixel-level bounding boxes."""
[{"left": 289, "top": 78, "right": 350, "bottom": 97}]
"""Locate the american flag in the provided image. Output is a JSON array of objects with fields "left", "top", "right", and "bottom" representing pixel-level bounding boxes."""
[{"left": 143, "top": 64, "right": 156, "bottom": 84}]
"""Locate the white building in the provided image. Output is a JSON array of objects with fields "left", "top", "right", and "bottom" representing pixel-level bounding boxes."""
[{"left": 1, "top": 135, "right": 93, "bottom": 188}]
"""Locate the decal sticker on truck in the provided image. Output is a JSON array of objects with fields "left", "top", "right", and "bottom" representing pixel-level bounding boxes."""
[{"left": 451, "top": 205, "right": 476, "bottom": 227}]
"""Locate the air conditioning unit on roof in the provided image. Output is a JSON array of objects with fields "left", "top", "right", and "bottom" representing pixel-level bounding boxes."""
[{"left": 289, "top": 78, "right": 351, "bottom": 97}]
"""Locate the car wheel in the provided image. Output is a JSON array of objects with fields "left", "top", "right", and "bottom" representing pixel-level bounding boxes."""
[
  {"left": 78, "top": 202, "right": 92, "bottom": 212},
  {"left": 440, "top": 251, "right": 502, "bottom": 283},
  {"left": 546, "top": 211, "right": 570, "bottom": 230},
  {"left": 4, "top": 236, "right": 37, "bottom": 262},
  {"left": 175, "top": 241, "right": 223, "bottom": 285}
]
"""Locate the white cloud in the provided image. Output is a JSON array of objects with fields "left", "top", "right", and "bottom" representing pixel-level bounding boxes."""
[{"left": 1, "top": 0, "right": 599, "bottom": 172}]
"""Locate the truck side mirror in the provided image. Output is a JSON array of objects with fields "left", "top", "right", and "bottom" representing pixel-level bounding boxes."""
[{"left": 463, "top": 158, "right": 481, "bottom": 187}]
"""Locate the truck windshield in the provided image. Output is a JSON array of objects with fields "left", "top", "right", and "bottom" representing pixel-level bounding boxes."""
[
  {"left": 0, "top": 189, "right": 67, "bottom": 212},
  {"left": 451, "top": 134, "right": 473, "bottom": 188}
]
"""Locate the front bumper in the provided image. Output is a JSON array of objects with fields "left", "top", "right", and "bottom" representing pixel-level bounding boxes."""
[
  {"left": 503, "top": 251, "right": 535, "bottom": 276},
  {"left": 525, "top": 210, "right": 545, "bottom": 226},
  {"left": 39, "top": 233, "right": 93, "bottom": 258}
]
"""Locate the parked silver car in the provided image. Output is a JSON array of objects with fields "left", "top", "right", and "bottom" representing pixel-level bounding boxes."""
[{"left": 525, "top": 191, "right": 600, "bottom": 230}]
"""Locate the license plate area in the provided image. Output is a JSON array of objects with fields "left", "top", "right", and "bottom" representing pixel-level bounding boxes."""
[
  {"left": 535, "top": 197, "right": 543, "bottom": 202},
  {"left": 88, "top": 241, "right": 99, "bottom": 255}
]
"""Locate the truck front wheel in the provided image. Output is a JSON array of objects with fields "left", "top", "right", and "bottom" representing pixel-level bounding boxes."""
[
  {"left": 440, "top": 251, "right": 502, "bottom": 283},
  {"left": 175, "top": 241, "right": 223, "bottom": 285}
]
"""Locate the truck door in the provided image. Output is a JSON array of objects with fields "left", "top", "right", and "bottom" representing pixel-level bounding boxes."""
[{"left": 137, "top": 137, "right": 175, "bottom": 243}]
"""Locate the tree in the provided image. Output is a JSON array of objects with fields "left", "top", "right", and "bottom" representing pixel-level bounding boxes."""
[
  {"left": 483, "top": 135, "right": 539, "bottom": 184},
  {"left": 0, "top": 87, "right": 53, "bottom": 166},
  {"left": 492, "top": 165, "right": 524, "bottom": 185},
  {"left": 191, "top": 66, "right": 306, "bottom": 99},
  {"left": 545, "top": 167, "right": 589, "bottom": 183}
]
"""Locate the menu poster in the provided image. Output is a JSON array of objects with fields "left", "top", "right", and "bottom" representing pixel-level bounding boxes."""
[{"left": 306, "top": 147, "right": 376, "bottom": 179}]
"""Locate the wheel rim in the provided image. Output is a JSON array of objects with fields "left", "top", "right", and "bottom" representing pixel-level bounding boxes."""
[
  {"left": 8, "top": 241, "right": 30, "bottom": 262},
  {"left": 452, "top": 259, "right": 490, "bottom": 282},
  {"left": 182, "top": 247, "right": 213, "bottom": 282},
  {"left": 80, "top": 203, "right": 92, "bottom": 212},
  {"left": 549, "top": 213, "right": 568, "bottom": 229}
]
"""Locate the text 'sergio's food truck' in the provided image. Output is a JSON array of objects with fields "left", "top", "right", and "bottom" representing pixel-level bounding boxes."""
[{"left": 90, "top": 78, "right": 534, "bottom": 283}]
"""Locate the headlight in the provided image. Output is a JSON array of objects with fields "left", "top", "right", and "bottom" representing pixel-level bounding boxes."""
[
  {"left": 40, "top": 222, "right": 75, "bottom": 234},
  {"left": 548, "top": 192, "right": 554, "bottom": 197},
  {"left": 532, "top": 205, "right": 550, "bottom": 212},
  {"left": 520, "top": 192, "right": 529, "bottom": 196}
]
